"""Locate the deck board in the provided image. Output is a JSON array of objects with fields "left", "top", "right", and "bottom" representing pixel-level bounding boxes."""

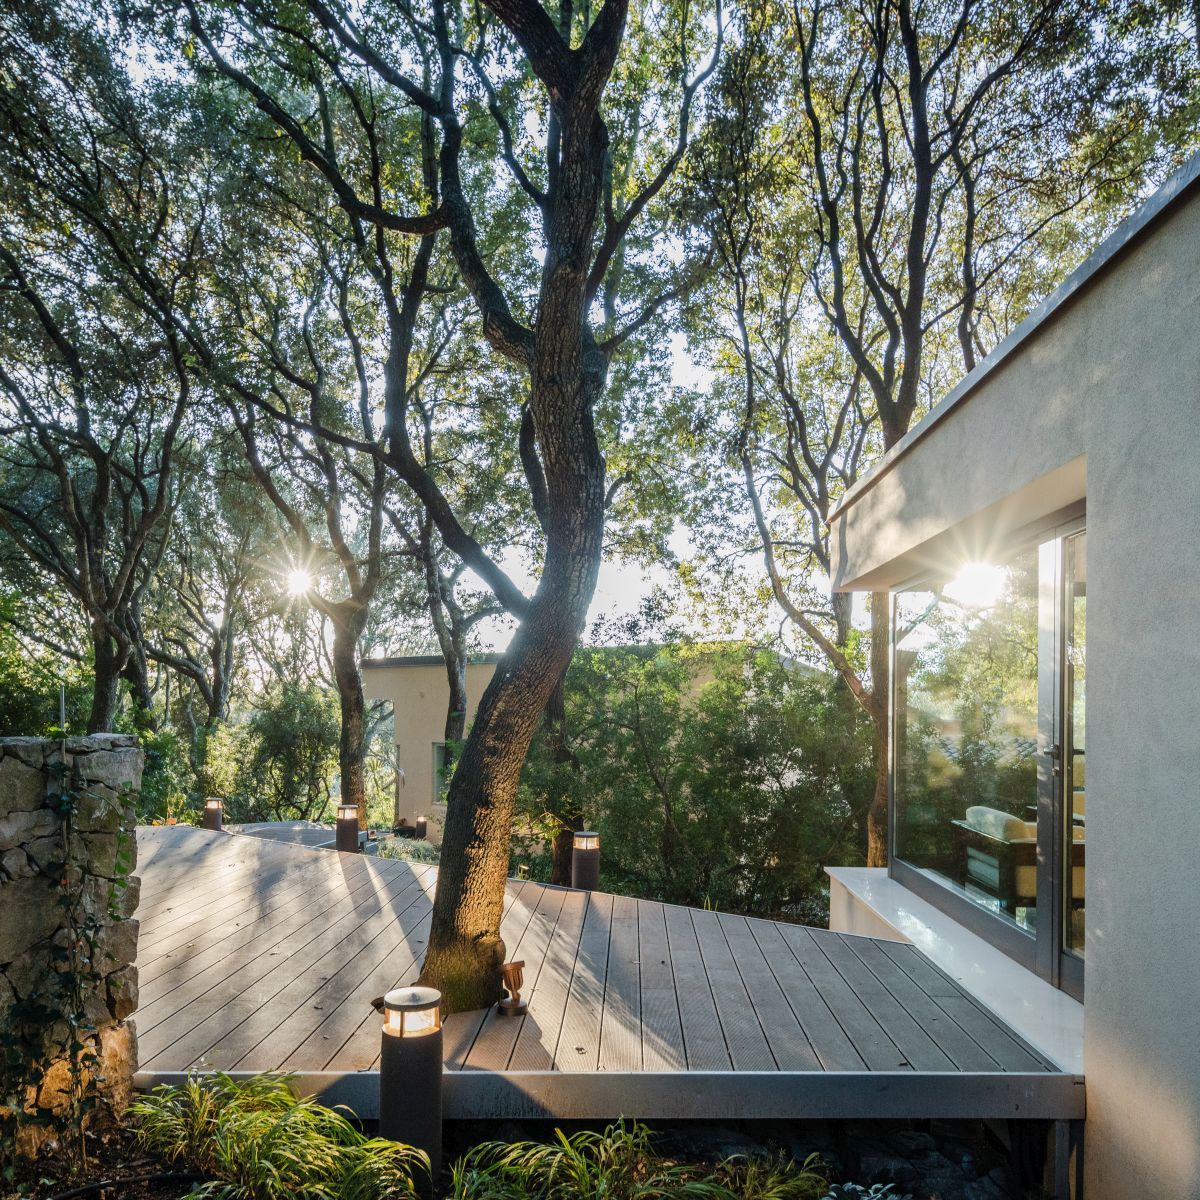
[
  {"left": 132, "top": 826, "right": 1082, "bottom": 1122},
  {"left": 636, "top": 900, "right": 686, "bottom": 1071},
  {"left": 507, "top": 888, "right": 588, "bottom": 1070},
  {"left": 554, "top": 892, "right": 614, "bottom": 1071},
  {"left": 598, "top": 894, "right": 641, "bottom": 1072},
  {"left": 464, "top": 884, "right": 565, "bottom": 1071}
]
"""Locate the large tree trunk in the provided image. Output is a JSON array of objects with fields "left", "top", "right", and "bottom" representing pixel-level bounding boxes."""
[
  {"left": 121, "top": 642, "right": 158, "bottom": 732},
  {"left": 330, "top": 613, "right": 368, "bottom": 828},
  {"left": 866, "top": 591, "right": 891, "bottom": 867},
  {"left": 88, "top": 624, "right": 126, "bottom": 734},
  {"left": 420, "top": 462, "right": 605, "bottom": 1011}
]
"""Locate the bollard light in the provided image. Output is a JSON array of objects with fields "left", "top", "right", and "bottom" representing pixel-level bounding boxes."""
[
  {"left": 379, "top": 986, "right": 442, "bottom": 1191},
  {"left": 335, "top": 802, "right": 359, "bottom": 853},
  {"left": 571, "top": 830, "right": 600, "bottom": 890},
  {"left": 415, "top": 815, "right": 428, "bottom": 840},
  {"left": 202, "top": 798, "right": 223, "bottom": 831}
]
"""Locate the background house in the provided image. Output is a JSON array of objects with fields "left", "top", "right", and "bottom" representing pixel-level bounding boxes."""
[
  {"left": 362, "top": 654, "right": 502, "bottom": 840},
  {"left": 827, "top": 153, "right": 1200, "bottom": 1199}
]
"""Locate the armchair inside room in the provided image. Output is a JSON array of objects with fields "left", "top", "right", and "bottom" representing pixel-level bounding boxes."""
[{"left": 951, "top": 804, "right": 1085, "bottom": 916}]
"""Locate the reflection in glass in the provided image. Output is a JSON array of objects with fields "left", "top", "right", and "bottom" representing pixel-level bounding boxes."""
[
  {"left": 1065, "top": 533, "right": 1086, "bottom": 957},
  {"left": 894, "top": 548, "right": 1040, "bottom": 931}
]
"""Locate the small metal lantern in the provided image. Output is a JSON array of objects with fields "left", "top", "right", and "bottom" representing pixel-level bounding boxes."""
[
  {"left": 379, "top": 986, "right": 443, "bottom": 1189},
  {"left": 335, "top": 802, "right": 359, "bottom": 853},
  {"left": 415, "top": 815, "right": 428, "bottom": 840},
  {"left": 499, "top": 960, "right": 527, "bottom": 1015},
  {"left": 571, "top": 830, "right": 600, "bottom": 890},
  {"left": 202, "top": 797, "right": 223, "bottom": 831}
]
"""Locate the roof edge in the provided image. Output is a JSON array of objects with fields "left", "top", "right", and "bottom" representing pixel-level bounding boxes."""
[
  {"left": 829, "top": 149, "right": 1200, "bottom": 523},
  {"left": 362, "top": 653, "right": 504, "bottom": 668}
]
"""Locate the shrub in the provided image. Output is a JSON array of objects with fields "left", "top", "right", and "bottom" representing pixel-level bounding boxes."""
[
  {"left": 379, "top": 839, "right": 442, "bottom": 866},
  {"left": 517, "top": 643, "right": 874, "bottom": 920},
  {"left": 130, "top": 1073, "right": 425, "bottom": 1199},
  {"left": 450, "top": 1121, "right": 827, "bottom": 1199},
  {"left": 203, "top": 684, "right": 340, "bottom": 822},
  {"left": 136, "top": 726, "right": 194, "bottom": 824},
  {"left": 822, "top": 1186, "right": 912, "bottom": 1200}
]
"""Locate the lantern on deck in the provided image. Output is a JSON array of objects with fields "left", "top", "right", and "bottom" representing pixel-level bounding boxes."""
[
  {"left": 335, "top": 802, "right": 359, "bottom": 853},
  {"left": 202, "top": 798, "right": 223, "bottom": 831},
  {"left": 379, "top": 986, "right": 443, "bottom": 1188},
  {"left": 571, "top": 830, "right": 600, "bottom": 890}
]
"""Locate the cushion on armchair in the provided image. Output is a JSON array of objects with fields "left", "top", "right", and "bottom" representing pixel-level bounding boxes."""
[{"left": 965, "top": 805, "right": 1032, "bottom": 842}]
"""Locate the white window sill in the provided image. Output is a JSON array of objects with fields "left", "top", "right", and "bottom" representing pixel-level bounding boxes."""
[{"left": 826, "top": 866, "right": 1083, "bottom": 1073}]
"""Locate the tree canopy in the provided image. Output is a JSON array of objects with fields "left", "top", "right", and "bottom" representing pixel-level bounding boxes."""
[{"left": 0, "top": 0, "right": 1195, "bottom": 1007}]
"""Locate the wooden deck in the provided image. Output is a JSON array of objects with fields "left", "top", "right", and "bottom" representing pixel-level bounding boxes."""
[{"left": 131, "top": 826, "right": 1083, "bottom": 1120}]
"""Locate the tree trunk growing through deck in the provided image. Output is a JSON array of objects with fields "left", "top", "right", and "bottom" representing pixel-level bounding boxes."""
[
  {"left": 181, "top": 0, "right": 717, "bottom": 1013},
  {"left": 419, "top": 521, "right": 605, "bottom": 1009},
  {"left": 409, "top": 0, "right": 645, "bottom": 1013}
]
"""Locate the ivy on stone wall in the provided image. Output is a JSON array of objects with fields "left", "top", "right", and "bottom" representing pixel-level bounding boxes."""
[{"left": 0, "top": 738, "right": 139, "bottom": 1173}]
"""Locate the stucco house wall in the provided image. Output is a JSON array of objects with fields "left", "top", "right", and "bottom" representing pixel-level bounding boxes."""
[
  {"left": 829, "top": 156, "right": 1200, "bottom": 1200},
  {"left": 362, "top": 656, "right": 499, "bottom": 842}
]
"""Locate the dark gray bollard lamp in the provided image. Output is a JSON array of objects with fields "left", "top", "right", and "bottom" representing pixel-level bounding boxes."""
[
  {"left": 335, "top": 802, "right": 359, "bottom": 853},
  {"left": 202, "top": 798, "right": 223, "bottom": 831},
  {"left": 379, "top": 986, "right": 443, "bottom": 1191},
  {"left": 571, "top": 830, "right": 600, "bottom": 890}
]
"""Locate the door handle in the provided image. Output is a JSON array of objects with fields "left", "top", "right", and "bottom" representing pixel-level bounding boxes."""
[{"left": 1042, "top": 744, "right": 1062, "bottom": 776}]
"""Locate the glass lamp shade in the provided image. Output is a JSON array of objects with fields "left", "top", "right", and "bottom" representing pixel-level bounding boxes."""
[
  {"left": 573, "top": 831, "right": 600, "bottom": 851},
  {"left": 382, "top": 986, "right": 442, "bottom": 1037},
  {"left": 205, "top": 798, "right": 222, "bottom": 811},
  {"left": 337, "top": 803, "right": 358, "bottom": 821}
]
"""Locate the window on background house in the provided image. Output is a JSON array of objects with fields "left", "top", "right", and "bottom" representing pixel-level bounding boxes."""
[{"left": 431, "top": 743, "right": 449, "bottom": 808}]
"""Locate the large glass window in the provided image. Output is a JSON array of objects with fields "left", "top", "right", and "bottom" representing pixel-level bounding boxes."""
[
  {"left": 892, "top": 522, "right": 1086, "bottom": 996},
  {"left": 894, "top": 547, "right": 1041, "bottom": 933}
]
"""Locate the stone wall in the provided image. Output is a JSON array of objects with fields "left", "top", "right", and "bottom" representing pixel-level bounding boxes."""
[{"left": 0, "top": 735, "right": 143, "bottom": 1143}]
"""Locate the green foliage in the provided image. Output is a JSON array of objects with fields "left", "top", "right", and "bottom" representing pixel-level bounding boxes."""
[
  {"left": 378, "top": 838, "right": 442, "bottom": 866},
  {"left": 822, "top": 1187, "right": 911, "bottom": 1200},
  {"left": 130, "top": 1073, "right": 425, "bottom": 1199},
  {"left": 206, "top": 684, "right": 340, "bottom": 823},
  {"left": 136, "top": 726, "right": 194, "bottom": 824},
  {"left": 517, "top": 644, "right": 873, "bottom": 923},
  {"left": 0, "top": 598, "right": 91, "bottom": 738},
  {"left": 450, "top": 1122, "right": 827, "bottom": 1200}
]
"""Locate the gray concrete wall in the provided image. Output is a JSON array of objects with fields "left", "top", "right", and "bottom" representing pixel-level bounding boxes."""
[{"left": 830, "top": 177, "right": 1200, "bottom": 1198}]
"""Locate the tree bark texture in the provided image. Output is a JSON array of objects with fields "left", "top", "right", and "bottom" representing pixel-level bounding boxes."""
[
  {"left": 88, "top": 625, "right": 126, "bottom": 734},
  {"left": 330, "top": 610, "right": 369, "bottom": 828},
  {"left": 417, "top": 0, "right": 623, "bottom": 1012}
]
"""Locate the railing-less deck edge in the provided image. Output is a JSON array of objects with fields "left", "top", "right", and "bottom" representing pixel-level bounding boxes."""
[{"left": 133, "top": 1067, "right": 1086, "bottom": 1121}]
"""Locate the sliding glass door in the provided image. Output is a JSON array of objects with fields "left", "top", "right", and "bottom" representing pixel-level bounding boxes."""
[{"left": 891, "top": 516, "right": 1085, "bottom": 996}]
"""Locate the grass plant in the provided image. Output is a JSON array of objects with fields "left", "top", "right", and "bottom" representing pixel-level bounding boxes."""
[
  {"left": 449, "top": 1121, "right": 828, "bottom": 1199},
  {"left": 130, "top": 1073, "right": 425, "bottom": 1199}
]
